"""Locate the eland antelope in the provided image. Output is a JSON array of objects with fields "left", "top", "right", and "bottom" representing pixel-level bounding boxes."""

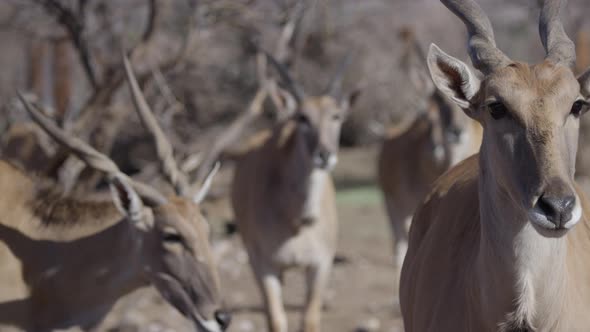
[
  {"left": 400, "top": 0, "right": 590, "bottom": 331},
  {"left": 377, "top": 29, "right": 482, "bottom": 271},
  {"left": 0, "top": 58, "right": 230, "bottom": 332},
  {"left": 231, "top": 53, "right": 360, "bottom": 332}
]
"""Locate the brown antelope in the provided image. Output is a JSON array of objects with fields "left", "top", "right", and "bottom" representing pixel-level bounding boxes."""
[
  {"left": 377, "top": 29, "right": 482, "bottom": 271},
  {"left": 0, "top": 59, "right": 230, "bottom": 332},
  {"left": 231, "top": 53, "right": 360, "bottom": 332},
  {"left": 400, "top": 0, "right": 590, "bottom": 331}
]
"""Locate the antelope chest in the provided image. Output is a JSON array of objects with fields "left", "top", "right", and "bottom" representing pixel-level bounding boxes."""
[
  {"left": 272, "top": 170, "right": 337, "bottom": 268},
  {"left": 272, "top": 221, "right": 336, "bottom": 268}
]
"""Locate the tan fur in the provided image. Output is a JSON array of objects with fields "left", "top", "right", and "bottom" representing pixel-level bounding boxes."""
[
  {"left": 232, "top": 95, "right": 350, "bottom": 332},
  {"left": 401, "top": 156, "right": 590, "bottom": 331},
  {"left": 0, "top": 159, "right": 225, "bottom": 332},
  {"left": 401, "top": 39, "right": 590, "bottom": 331}
]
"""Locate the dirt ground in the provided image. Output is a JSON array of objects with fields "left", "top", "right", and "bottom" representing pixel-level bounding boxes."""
[{"left": 94, "top": 146, "right": 405, "bottom": 332}]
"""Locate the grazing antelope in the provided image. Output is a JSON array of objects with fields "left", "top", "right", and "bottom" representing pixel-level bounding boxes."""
[
  {"left": 0, "top": 60, "right": 230, "bottom": 332},
  {"left": 377, "top": 29, "right": 482, "bottom": 271},
  {"left": 231, "top": 53, "right": 360, "bottom": 332},
  {"left": 400, "top": 0, "right": 590, "bottom": 331}
]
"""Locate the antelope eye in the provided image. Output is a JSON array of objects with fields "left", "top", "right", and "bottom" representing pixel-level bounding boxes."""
[
  {"left": 332, "top": 113, "right": 342, "bottom": 121},
  {"left": 295, "top": 113, "right": 310, "bottom": 124},
  {"left": 163, "top": 231, "right": 183, "bottom": 243},
  {"left": 488, "top": 102, "right": 508, "bottom": 120},
  {"left": 571, "top": 100, "right": 588, "bottom": 118}
]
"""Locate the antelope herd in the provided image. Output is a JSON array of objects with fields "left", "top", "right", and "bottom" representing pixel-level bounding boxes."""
[{"left": 1, "top": 0, "right": 590, "bottom": 331}]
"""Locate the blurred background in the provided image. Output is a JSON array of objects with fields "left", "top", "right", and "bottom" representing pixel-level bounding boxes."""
[{"left": 1, "top": 0, "right": 590, "bottom": 331}]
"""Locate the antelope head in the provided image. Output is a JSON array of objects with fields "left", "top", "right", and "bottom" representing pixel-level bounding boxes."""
[
  {"left": 109, "top": 173, "right": 227, "bottom": 332},
  {"left": 266, "top": 53, "right": 361, "bottom": 170},
  {"left": 402, "top": 26, "right": 474, "bottom": 166},
  {"left": 122, "top": 56, "right": 229, "bottom": 331},
  {"left": 427, "top": 0, "right": 590, "bottom": 237},
  {"left": 18, "top": 54, "right": 230, "bottom": 332}
]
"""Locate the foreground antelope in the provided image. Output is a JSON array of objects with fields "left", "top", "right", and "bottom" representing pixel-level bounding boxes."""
[
  {"left": 0, "top": 61, "right": 230, "bottom": 332},
  {"left": 231, "top": 54, "right": 359, "bottom": 332},
  {"left": 400, "top": 0, "right": 590, "bottom": 331},
  {"left": 377, "top": 30, "right": 482, "bottom": 271}
]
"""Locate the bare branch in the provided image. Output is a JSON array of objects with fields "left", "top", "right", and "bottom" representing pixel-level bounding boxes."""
[
  {"left": 195, "top": 79, "right": 269, "bottom": 182},
  {"left": 274, "top": 0, "right": 305, "bottom": 64},
  {"left": 142, "top": 0, "right": 157, "bottom": 42},
  {"left": 33, "top": 0, "right": 98, "bottom": 89}
]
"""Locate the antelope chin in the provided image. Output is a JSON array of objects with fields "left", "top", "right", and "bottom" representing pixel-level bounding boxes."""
[
  {"left": 192, "top": 316, "right": 223, "bottom": 332},
  {"left": 313, "top": 154, "right": 338, "bottom": 171},
  {"left": 153, "top": 274, "right": 225, "bottom": 332}
]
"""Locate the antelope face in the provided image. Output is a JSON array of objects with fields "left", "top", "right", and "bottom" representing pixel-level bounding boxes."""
[
  {"left": 146, "top": 197, "right": 230, "bottom": 332},
  {"left": 294, "top": 95, "right": 351, "bottom": 170},
  {"left": 476, "top": 63, "right": 587, "bottom": 235},
  {"left": 429, "top": 45, "right": 590, "bottom": 237}
]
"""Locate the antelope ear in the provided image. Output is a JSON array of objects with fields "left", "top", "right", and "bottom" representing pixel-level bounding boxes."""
[
  {"left": 427, "top": 44, "right": 481, "bottom": 116},
  {"left": 579, "top": 68, "right": 590, "bottom": 98},
  {"left": 340, "top": 87, "right": 362, "bottom": 114},
  {"left": 109, "top": 174, "right": 149, "bottom": 228},
  {"left": 272, "top": 84, "right": 298, "bottom": 117}
]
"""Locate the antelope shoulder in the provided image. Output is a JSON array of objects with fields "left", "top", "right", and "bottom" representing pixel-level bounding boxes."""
[{"left": 400, "top": 155, "right": 482, "bottom": 331}]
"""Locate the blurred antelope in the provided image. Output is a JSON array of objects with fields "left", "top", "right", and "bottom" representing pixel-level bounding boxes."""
[
  {"left": 377, "top": 28, "right": 482, "bottom": 271},
  {"left": 232, "top": 52, "right": 360, "bottom": 332},
  {"left": 400, "top": 0, "right": 590, "bottom": 331},
  {"left": 0, "top": 58, "right": 230, "bottom": 332}
]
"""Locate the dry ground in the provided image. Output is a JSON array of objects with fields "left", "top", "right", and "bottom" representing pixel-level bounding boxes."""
[{"left": 94, "top": 146, "right": 405, "bottom": 332}]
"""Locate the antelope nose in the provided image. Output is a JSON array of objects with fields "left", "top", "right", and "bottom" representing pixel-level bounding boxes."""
[
  {"left": 318, "top": 149, "right": 330, "bottom": 162},
  {"left": 314, "top": 148, "right": 331, "bottom": 169},
  {"left": 214, "top": 309, "right": 232, "bottom": 330},
  {"left": 537, "top": 194, "right": 576, "bottom": 228},
  {"left": 447, "top": 126, "right": 463, "bottom": 143}
]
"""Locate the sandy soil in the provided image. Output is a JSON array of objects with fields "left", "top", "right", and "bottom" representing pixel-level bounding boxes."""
[{"left": 93, "top": 146, "right": 405, "bottom": 332}]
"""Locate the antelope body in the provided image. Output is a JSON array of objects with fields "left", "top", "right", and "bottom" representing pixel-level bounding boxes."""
[
  {"left": 400, "top": 0, "right": 590, "bottom": 331},
  {"left": 0, "top": 58, "right": 231, "bottom": 332},
  {"left": 377, "top": 90, "right": 482, "bottom": 271},
  {"left": 377, "top": 30, "right": 482, "bottom": 270},
  {"left": 232, "top": 56, "right": 359, "bottom": 332},
  {"left": 0, "top": 161, "right": 216, "bottom": 331}
]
